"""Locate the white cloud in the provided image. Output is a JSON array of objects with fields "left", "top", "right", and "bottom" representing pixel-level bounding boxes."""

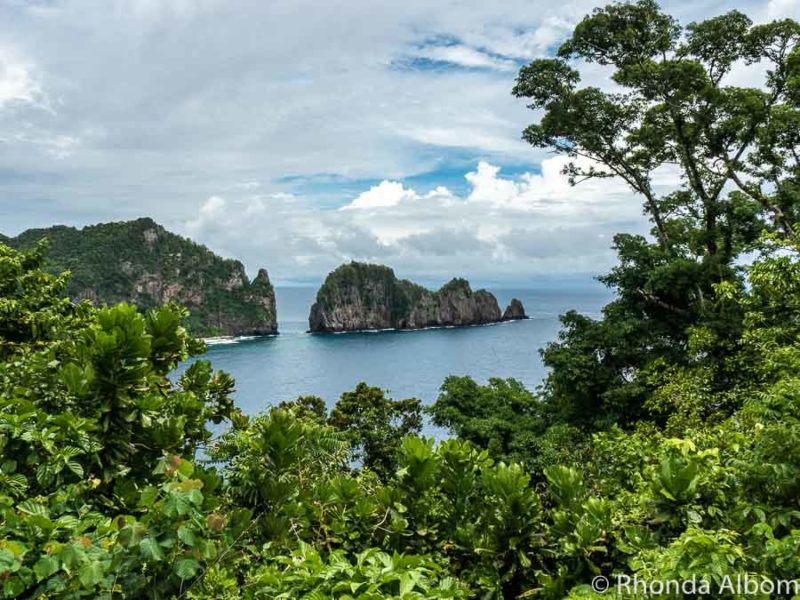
[
  {"left": 398, "top": 125, "right": 529, "bottom": 155},
  {"left": 112, "top": 0, "right": 224, "bottom": 20},
  {"left": 0, "top": 48, "right": 42, "bottom": 108},
  {"left": 343, "top": 180, "right": 418, "bottom": 210},
  {"left": 466, "top": 161, "right": 521, "bottom": 204},
  {"left": 766, "top": 0, "right": 800, "bottom": 19},
  {"left": 416, "top": 45, "right": 518, "bottom": 71},
  {"left": 342, "top": 181, "right": 456, "bottom": 211},
  {"left": 197, "top": 194, "right": 226, "bottom": 217},
  {"left": 183, "top": 158, "right": 666, "bottom": 284},
  {"left": 0, "top": 0, "right": 784, "bottom": 282}
]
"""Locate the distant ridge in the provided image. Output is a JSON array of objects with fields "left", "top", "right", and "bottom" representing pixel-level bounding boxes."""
[{"left": 3, "top": 218, "right": 277, "bottom": 337}]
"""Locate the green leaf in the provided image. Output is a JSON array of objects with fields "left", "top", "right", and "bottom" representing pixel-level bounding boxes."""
[
  {"left": 187, "top": 488, "right": 203, "bottom": 506},
  {"left": 139, "top": 486, "right": 159, "bottom": 508},
  {"left": 78, "top": 561, "right": 104, "bottom": 587},
  {"left": 4, "top": 578, "right": 25, "bottom": 598},
  {"left": 399, "top": 573, "right": 415, "bottom": 595},
  {"left": 55, "top": 515, "right": 80, "bottom": 530},
  {"left": 139, "top": 537, "right": 164, "bottom": 561},
  {"left": 17, "top": 500, "right": 48, "bottom": 517},
  {"left": 199, "top": 540, "right": 217, "bottom": 561},
  {"left": 177, "top": 458, "right": 195, "bottom": 478},
  {"left": 59, "top": 544, "right": 86, "bottom": 570},
  {"left": 174, "top": 558, "right": 200, "bottom": 580},
  {"left": 66, "top": 460, "right": 84, "bottom": 478},
  {"left": 177, "top": 526, "right": 196, "bottom": 547},
  {"left": 0, "top": 549, "right": 20, "bottom": 572},
  {"left": 33, "top": 555, "right": 60, "bottom": 581}
]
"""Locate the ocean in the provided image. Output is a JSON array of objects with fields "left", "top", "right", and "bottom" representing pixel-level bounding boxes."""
[{"left": 187, "top": 284, "right": 612, "bottom": 434}]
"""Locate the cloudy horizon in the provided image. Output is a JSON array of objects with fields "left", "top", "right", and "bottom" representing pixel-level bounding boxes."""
[{"left": 2, "top": 0, "right": 797, "bottom": 285}]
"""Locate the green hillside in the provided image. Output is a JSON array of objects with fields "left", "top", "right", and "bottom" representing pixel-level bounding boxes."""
[{"left": 4, "top": 218, "right": 277, "bottom": 337}]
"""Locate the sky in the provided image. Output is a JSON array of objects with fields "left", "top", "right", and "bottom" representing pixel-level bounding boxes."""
[{"left": 1, "top": 0, "right": 797, "bottom": 285}]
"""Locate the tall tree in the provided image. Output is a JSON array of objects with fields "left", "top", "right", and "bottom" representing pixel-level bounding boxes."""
[
  {"left": 513, "top": 1, "right": 800, "bottom": 424},
  {"left": 514, "top": 0, "right": 799, "bottom": 252},
  {"left": 328, "top": 382, "right": 422, "bottom": 480}
]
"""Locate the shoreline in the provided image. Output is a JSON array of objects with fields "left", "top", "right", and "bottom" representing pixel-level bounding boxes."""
[
  {"left": 307, "top": 316, "right": 529, "bottom": 335},
  {"left": 201, "top": 318, "right": 531, "bottom": 345},
  {"left": 203, "top": 333, "right": 278, "bottom": 345}
]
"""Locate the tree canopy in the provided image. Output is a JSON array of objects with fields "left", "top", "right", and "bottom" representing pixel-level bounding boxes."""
[{"left": 513, "top": 0, "right": 800, "bottom": 426}]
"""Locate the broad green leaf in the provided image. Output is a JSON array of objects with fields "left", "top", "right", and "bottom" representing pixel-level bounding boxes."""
[
  {"left": 59, "top": 544, "right": 86, "bottom": 570},
  {"left": 66, "top": 461, "right": 84, "bottom": 478},
  {"left": 33, "top": 555, "right": 60, "bottom": 581},
  {"left": 138, "top": 486, "right": 159, "bottom": 508},
  {"left": 0, "top": 549, "right": 20, "bottom": 572},
  {"left": 78, "top": 561, "right": 104, "bottom": 587},
  {"left": 139, "top": 537, "right": 164, "bottom": 561},
  {"left": 174, "top": 558, "right": 200, "bottom": 580},
  {"left": 177, "top": 526, "right": 196, "bottom": 547}
]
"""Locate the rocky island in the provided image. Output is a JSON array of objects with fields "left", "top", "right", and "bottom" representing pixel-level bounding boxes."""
[
  {"left": 309, "top": 262, "right": 526, "bottom": 333},
  {"left": 503, "top": 298, "right": 527, "bottom": 320},
  {"left": 3, "top": 218, "right": 277, "bottom": 337}
]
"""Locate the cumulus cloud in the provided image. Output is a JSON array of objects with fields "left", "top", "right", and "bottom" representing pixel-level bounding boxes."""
[
  {"left": 766, "top": 0, "right": 800, "bottom": 19},
  {"left": 183, "top": 158, "right": 665, "bottom": 284},
  {"left": 0, "top": 0, "right": 785, "bottom": 286},
  {"left": 343, "top": 181, "right": 418, "bottom": 210},
  {"left": 0, "top": 47, "right": 42, "bottom": 108}
]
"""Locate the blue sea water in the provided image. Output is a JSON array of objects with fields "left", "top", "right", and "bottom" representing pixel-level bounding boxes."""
[{"left": 188, "top": 284, "right": 612, "bottom": 434}]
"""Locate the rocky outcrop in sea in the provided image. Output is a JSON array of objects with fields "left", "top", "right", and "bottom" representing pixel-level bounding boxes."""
[
  {"left": 308, "top": 262, "right": 526, "bottom": 333},
  {"left": 502, "top": 298, "right": 527, "bottom": 320}
]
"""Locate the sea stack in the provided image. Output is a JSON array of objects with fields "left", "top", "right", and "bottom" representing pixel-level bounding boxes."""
[
  {"left": 502, "top": 298, "right": 527, "bottom": 320},
  {"left": 308, "top": 262, "right": 523, "bottom": 333}
]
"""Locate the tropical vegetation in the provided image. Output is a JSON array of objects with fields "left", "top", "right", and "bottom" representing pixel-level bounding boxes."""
[
  {"left": 1, "top": 1, "right": 799, "bottom": 598},
  {"left": 5, "top": 218, "right": 277, "bottom": 337}
]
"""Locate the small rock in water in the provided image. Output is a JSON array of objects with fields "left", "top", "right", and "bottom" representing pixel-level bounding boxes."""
[{"left": 502, "top": 298, "right": 527, "bottom": 320}]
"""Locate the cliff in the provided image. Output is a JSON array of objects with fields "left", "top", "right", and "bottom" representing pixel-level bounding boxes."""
[
  {"left": 309, "top": 262, "right": 525, "bottom": 333},
  {"left": 3, "top": 218, "right": 277, "bottom": 337}
]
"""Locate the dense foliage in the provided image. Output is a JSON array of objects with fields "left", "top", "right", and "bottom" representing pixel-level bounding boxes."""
[
  {"left": 5, "top": 218, "right": 276, "bottom": 337},
  {"left": 4, "top": 234, "right": 800, "bottom": 598},
  {"left": 2, "top": 2, "right": 800, "bottom": 599}
]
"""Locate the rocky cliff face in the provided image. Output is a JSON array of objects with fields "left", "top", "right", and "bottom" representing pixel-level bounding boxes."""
[
  {"left": 308, "top": 263, "right": 396, "bottom": 332},
  {"left": 405, "top": 280, "right": 501, "bottom": 328},
  {"left": 309, "top": 262, "right": 519, "bottom": 333},
  {"left": 502, "top": 298, "right": 527, "bottom": 320},
  {"left": 4, "top": 218, "right": 277, "bottom": 337}
]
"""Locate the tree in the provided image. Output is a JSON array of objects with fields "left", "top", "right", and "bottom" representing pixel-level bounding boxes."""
[
  {"left": 513, "top": 1, "right": 800, "bottom": 423},
  {"left": 429, "top": 376, "right": 545, "bottom": 464},
  {"left": 515, "top": 1, "right": 798, "bottom": 249},
  {"left": 328, "top": 382, "right": 422, "bottom": 480},
  {"left": 0, "top": 241, "right": 244, "bottom": 598},
  {"left": 277, "top": 394, "right": 327, "bottom": 422}
]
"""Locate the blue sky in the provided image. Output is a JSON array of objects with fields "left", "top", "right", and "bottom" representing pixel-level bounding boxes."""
[{"left": 1, "top": 0, "right": 796, "bottom": 284}]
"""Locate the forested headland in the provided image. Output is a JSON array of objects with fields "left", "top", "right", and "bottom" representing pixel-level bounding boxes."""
[{"left": 4, "top": 218, "right": 277, "bottom": 338}]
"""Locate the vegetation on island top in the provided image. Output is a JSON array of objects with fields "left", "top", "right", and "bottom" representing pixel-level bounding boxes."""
[
  {"left": 1, "top": 1, "right": 799, "bottom": 598},
  {"left": 315, "top": 264, "right": 485, "bottom": 312}
]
